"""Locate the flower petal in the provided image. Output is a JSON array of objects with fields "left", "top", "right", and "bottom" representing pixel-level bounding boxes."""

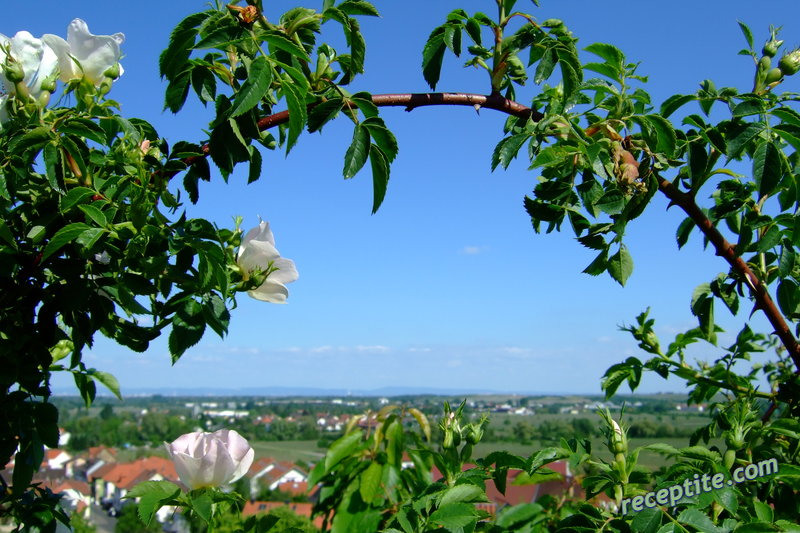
[
  {"left": 41, "top": 34, "right": 78, "bottom": 82},
  {"left": 244, "top": 221, "right": 275, "bottom": 246},
  {"left": 237, "top": 239, "right": 281, "bottom": 274},
  {"left": 66, "top": 19, "right": 124, "bottom": 85},
  {"left": 248, "top": 280, "right": 290, "bottom": 303},
  {"left": 267, "top": 257, "right": 299, "bottom": 285}
]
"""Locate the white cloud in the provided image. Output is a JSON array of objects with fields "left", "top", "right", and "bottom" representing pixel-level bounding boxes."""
[
  {"left": 461, "top": 245, "right": 486, "bottom": 255},
  {"left": 355, "top": 345, "right": 391, "bottom": 353}
]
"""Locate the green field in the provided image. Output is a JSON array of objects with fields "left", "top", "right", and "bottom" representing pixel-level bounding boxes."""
[
  {"left": 250, "top": 435, "right": 722, "bottom": 473},
  {"left": 251, "top": 440, "right": 327, "bottom": 463}
]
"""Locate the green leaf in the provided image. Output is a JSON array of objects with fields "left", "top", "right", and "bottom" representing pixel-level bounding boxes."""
[
  {"left": 43, "top": 142, "right": 62, "bottom": 192},
  {"left": 752, "top": 140, "right": 782, "bottom": 197},
  {"left": 343, "top": 123, "right": 370, "bottom": 178},
  {"left": 90, "top": 370, "right": 122, "bottom": 400},
  {"left": 325, "top": 430, "right": 363, "bottom": 471},
  {"left": 727, "top": 122, "right": 766, "bottom": 160},
  {"left": 160, "top": 12, "right": 206, "bottom": 80},
  {"left": 676, "top": 508, "right": 724, "bottom": 533},
  {"left": 126, "top": 481, "right": 181, "bottom": 526},
  {"left": 359, "top": 462, "right": 382, "bottom": 504},
  {"left": 194, "top": 24, "right": 244, "bottom": 50},
  {"left": 596, "top": 189, "right": 625, "bottom": 215},
  {"left": 492, "top": 133, "right": 529, "bottom": 171},
  {"left": 660, "top": 94, "right": 696, "bottom": 118},
  {"left": 583, "top": 249, "right": 608, "bottom": 276},
  {"left": 164, "top": 69, "right": 192, "bottom": 113},
  {"left": 282, "top": 79, "right": 306, "bottom": 153},
  {"left": 737, "top": 20, "right": 754, "bottom": 49},
  {"left": 229, "top": 56, "right": 273, "bottom": 117},
  {"left": 60, "top": 118, "right": 107, "bottom": 146},
  {"left": 584, "top": 42, "right": 625, "bottom": 67},
  {"left": 422, "top": 27, "right": 447, "bottom": 90},
  {"left": 439, "top": 485, "right": 486, "bottom": 506},
  {"left": 369, "top": 144, "right": 389, "bottom": 214},
  {"left": 192, "top": 492, "right": 213, "bottom": 524},
  {"left": 78, "top": 204, "right": 107, "bottom": 227},
  {"left": 263, "top": 31, "right": 311, "bottom": 61},
  {"left": 42, "top": 222, "right": 91, "bottom": 261},
  {"left": 307, "top": 98, "right": 344, "bottom": 132},
  {"left": 60, "top": 187, "right": 95, "bottom": 213},
  {"left": 691, "top": 283, "right": 716, "bottom": 343},
  {"left": 429, "top": 502, "right": 478, "bottom": 530},
  {"left": 248, "top": 145, "right": 262, "bottom": 185},
  {"left": 644, "top": 114, "right": 677, "bottom": 157},
  {"left": 338, "top": 0, "right": 380, "bottom": 16},
  {"left": 362, "top": 117, "right": 398, "bottom": 162},
  {"left": 168, "top": 299, "right": 206, "bottom": 361},
  {"left": 631, "top": 507, "right": 662, "bottom": 533},
  {"left": 607, "top": 244, "right": 633, "bottom": 286},
  {"left": 676, "top": 217, "right": 695, "bottom": 249}
]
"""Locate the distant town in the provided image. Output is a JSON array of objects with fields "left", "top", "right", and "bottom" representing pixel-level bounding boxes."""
[{"left": 0, "top": 393, "right": 710, "bottom": 532}]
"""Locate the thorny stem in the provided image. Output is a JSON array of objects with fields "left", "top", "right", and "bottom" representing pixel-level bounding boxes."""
[{"left": 195, "top": 93, "right": 800, "bottom": 373}]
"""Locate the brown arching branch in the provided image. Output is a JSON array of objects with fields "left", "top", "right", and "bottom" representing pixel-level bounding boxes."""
[
  {"left": 193, "top": 92, "right": 800, "bottom": 372},
  {"left": 655, "top": 176, "right": 800, "bottom": 372},
  {"left": 256, "top": 92, "right": 543, "bottom": 131}
]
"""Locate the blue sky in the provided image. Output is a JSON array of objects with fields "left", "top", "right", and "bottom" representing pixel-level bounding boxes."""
[{"left": 9, "top": 1, "right": 799, "bottom": 395}]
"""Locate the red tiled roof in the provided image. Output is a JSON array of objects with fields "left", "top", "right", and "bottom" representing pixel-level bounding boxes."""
[
  {"left": 90, "top": 456, "right": 178, "bottom": 490},
  {"left": 248, "top": 457, "right": 277, "bottom": 477},
  {"left": 276, "top": 481, "right": 307, "bottom": 496}
]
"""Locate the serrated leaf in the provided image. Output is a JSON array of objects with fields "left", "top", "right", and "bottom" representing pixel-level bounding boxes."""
[
  {"left": 369, "top": 144, "right": 389, "bottom": 214},
  {"left": 164, "top": 70, "right": 191, "bottom": 113},
  {"left": 439, "top": 485, "right": 486, "bottom": 506},
  {"left": 282, "top": 79, "right": 306, "bottom": 154},
  {"left": 752, "top": 140, "right": 782, "bottom": 197},
  {"left": 422, "top": 28, "right": 446, "bottom": 90},
  {"left": 248, "top": 145, "right": 262, "bottom": 185},
  {"left": 229, "top": 56, "right": 273, "bottom": 117},
  {"left": 325, "top": 430, "right": 363, "bottom": 471},
  {"left": 359, "top": 462, "right": 382, "bottom": 504},
  {"left": 676, "top": 508, "right": 724, "bottom": 533},
  {"left": 676, "top": 217, "right": 695, "bottom": 249},
  {"left": 160, "top": 12, "right": 205, "bottom": 80},
  {"left": 607, "top": 244, "right": 633, "bottom": 286},
  {"left": 60, "top": 187, "right": 95, "bottom": 213},
  {"left": 429, "top": 502, "right": 478, "bottom": 530},
  {"left": 126, "top": 481, "right": 181, "bottom": 526},
  {"left": 338, "top": 0, "right": 380, "bottom": 16},
  {"left": 660, "top": 94, "right": 696, "bottom": 118},
  {"left": 583, "top": 249, "right": 608, "bottom": 276},
  {"left": 78, "top": 204, "right": 107, "bottom": 227},
  {"left": 307, "top": 98, "right": 344, "bottom": 132},
  {"left": 91, "top": 370, "right": 122, "bottom": 400},
  {"left": 737, "top": 21, "right": 754, "bottom": 49},
  {"left": 168, "top": 299, "right": 206, "bottom": 361},
  {"left": 263, "top": 31, "right": 310, "bottom": 61},
  {"left": 194, "top": 24, "right": 243, "bottom": 50},
  {"left": 360, "top": 118, "right": 397, "bottom": 163},
  {"left": 727, "top": 122, "right": 766, "bottom": 160},
  {"left": 42, "top": 222, "right": 91, "bottom": 261},
  {"left": 492, "top": 133, "right": 529, "bottom": 171},
  {"left": 343, "top": 123, "right": 370, "bottom": 178}
]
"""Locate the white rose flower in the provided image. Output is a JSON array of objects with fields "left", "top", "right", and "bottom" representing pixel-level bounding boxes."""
[
  {"left": 237, "top": 221, "right": 299, "bottom": 303},
  {"left": 0, "top": 31, "right": 59, "bottom": 122},
  {"left": 165, "top": 429, "right": 255, "bottom": 490},
  {"left": 42, "top": 19, "right": 124, "bottom": 86}
]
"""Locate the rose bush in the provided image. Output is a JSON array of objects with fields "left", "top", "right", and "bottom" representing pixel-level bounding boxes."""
[
  {"left": 237, "top": 221, "right": 299, "bottom": 303},
  {"left": 165, "top": 429, "right": 255, "bottom": 490}
]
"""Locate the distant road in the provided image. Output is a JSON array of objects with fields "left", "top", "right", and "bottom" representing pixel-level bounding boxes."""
[{"left": 89, "top": 504, "right": 116, "bottom": 533}]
